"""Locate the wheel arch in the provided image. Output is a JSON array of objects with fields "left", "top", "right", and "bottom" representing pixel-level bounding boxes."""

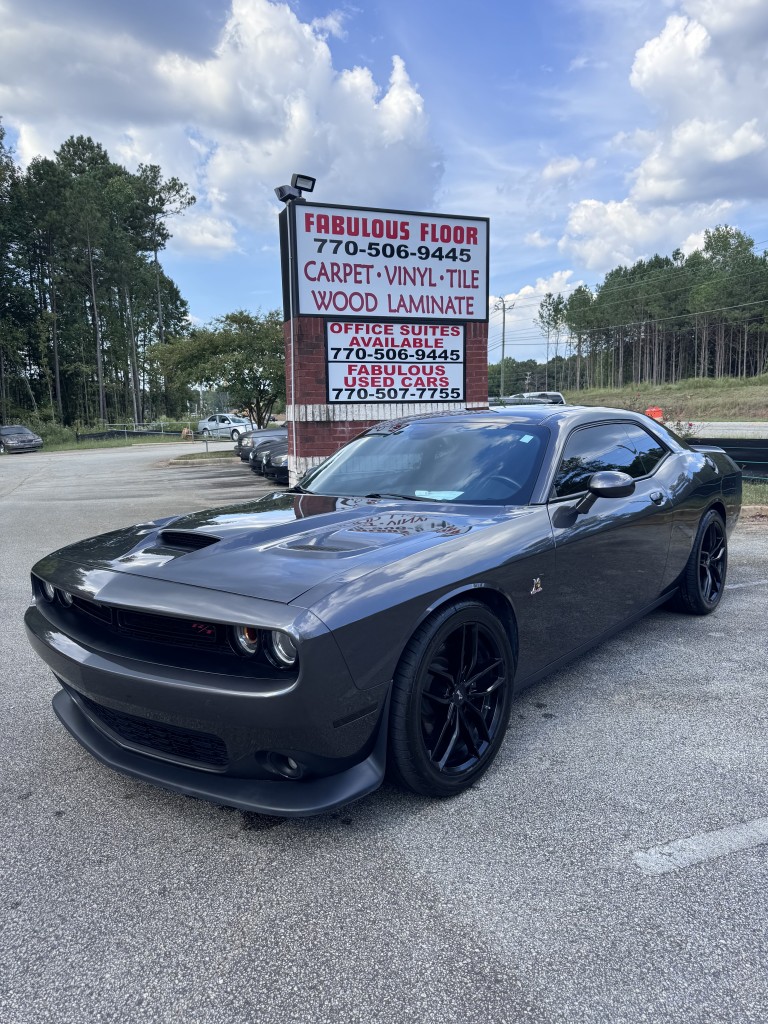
[
  {"left": 708, "top": 497, "right": 727, "bottom": 525},
  {"left": 413, "top": 584, "right": 520, "bottom": 669}
]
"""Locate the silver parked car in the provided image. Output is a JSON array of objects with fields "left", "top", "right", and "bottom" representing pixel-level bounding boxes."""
[
  {"left": 197, "top": 414, "right": 251, "bottom": 439},
  {"left": 508, "top": 391, "right": 566, "bottom": 404},
  {"left": 0, "top": 424, "right": 44, "bottom": 453}
]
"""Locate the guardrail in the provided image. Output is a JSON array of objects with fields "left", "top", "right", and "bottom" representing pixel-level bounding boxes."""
[{"left": 696, "top": 437, "right": 768, "bottom": 481}]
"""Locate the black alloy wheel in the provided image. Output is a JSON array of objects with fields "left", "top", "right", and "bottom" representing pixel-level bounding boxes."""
[
  {"left": 388, "top": 601, "right": 515, "bottom": 797},
  {"left": 674, "top": 509, "right": 728, "bottom": 615}
]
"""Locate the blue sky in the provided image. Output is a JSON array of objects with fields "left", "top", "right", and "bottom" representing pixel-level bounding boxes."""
[{"left": 2, "top": 0, "right": 767, "bottom": 363}]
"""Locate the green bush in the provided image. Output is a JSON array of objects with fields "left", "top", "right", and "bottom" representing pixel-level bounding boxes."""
[{"left": 24, "top": 420, "right": 79, "bottom": 446}]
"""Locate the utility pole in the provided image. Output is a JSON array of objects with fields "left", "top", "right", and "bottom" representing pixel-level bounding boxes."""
[{"left": 493, "top": 297, "right": 515, "bottom": 397}]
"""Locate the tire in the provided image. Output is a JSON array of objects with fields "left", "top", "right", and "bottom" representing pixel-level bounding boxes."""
[
  {"left": 673, "top": 509, "right": 728, "bottom": 615},
  {"left": 231, "top": 429, "right": 241, "bottom": 441},
  {"left": 388, "top": 601, "right": 515, "bottom": 797},
  {"left": 202, "top": 428, "right": 210, "bottom": 437}
]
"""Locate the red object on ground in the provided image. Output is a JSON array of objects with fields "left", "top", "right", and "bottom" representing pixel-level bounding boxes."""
[{"left": 645, "top": 406, "right": 664, "bottom": 421}]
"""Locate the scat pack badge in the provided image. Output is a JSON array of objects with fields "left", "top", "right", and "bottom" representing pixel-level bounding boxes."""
[{"left": 530, "top": 577, "right": 543, "bottom": 596}]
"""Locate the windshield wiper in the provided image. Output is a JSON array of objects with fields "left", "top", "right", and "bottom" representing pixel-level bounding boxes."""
[{"left": 363, "top": 492, "right": 434, "bottom": 502}]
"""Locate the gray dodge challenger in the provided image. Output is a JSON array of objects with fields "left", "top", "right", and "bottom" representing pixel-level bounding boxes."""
[{"left": 25, "top": 405, "right": 741, "bottom": 816}]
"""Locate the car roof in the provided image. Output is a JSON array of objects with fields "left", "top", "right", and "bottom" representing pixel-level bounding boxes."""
[{"left": 369, "top": 404, "right": 680, "bottom": 436}]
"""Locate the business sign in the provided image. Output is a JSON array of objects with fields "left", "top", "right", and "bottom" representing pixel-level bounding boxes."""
[
  {"left": 289, "top": 202, "right": 489, "bottom": 321},
  {"left": 326, "top": 320, "right": 465, "bottom": 403}
]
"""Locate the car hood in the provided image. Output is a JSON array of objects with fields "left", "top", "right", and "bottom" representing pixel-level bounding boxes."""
[{"left": 38, "top": 492, "right": 525, "bottom": 605}]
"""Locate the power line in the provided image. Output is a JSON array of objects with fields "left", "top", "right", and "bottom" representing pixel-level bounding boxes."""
[
  {"left": 486, "top": 297, "right": 768, "bottom": 359},
  {"left": 487, "top": 236, "right": 768, "bottom": 319}
]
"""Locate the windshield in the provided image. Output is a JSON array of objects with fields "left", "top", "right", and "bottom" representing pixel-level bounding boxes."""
[
  {"left": 300, "top": 419, "right": 549, "bottom": 505},
  {"left": 0, "top": 426, "right": 32, "bottom": 436}
]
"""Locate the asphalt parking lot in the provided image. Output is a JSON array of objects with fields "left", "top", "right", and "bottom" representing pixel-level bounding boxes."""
[{"left": 2, "top": 445, "right": 767, "bottom": 1024}]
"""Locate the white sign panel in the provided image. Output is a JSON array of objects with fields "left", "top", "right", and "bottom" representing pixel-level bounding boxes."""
[
  {"left": 293, "top": 203, "right": 489, "bottom": 321},
  {"left": 326, "top": 320, "right": 465, "bottom": 403}
]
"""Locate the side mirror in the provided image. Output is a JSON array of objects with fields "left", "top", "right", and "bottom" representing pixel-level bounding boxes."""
[{"left": 575, "top": 470, "right": 635, "bottom": 515}]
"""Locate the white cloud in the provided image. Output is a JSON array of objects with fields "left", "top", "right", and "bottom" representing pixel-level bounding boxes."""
[
  {"left": 542, "top": 155, "right": 596, "bottom": 181},
  {"left": 557, "top": 1, "right": 768, "bottom": 276},
  {"left": 493, "top": 270, "right": 579, "bottom": 312},
  {"left": 569, "top": 56, "right": 590, "bottom": 72},
  {"left": 632, "top": 118, "right": 766, "bottom": 202},
  {"left": 310, "top": 10, "right": 348, "bottom": 40},
  {"left": 0, "top": 0, "right": 441, "bottom": 253},
  {"left": 488, "top": 271, "right": 582, "bottom": 362},
  {"left": 525, "top": 230, "right": 556, "bottom": 249},
  {"left": 682, "top": 0, "right": 767, "bottom": 38},
  {"left": 559, "top": 196, "right": 733, "bottom": 270},
  {"left": 170, "top": 212, "right": 240, "bottom": 255},
  {"left": 609, "top": 128, "right": 656, "bottom": 154},
  {"left": 630, "top": 15, "right": 720, "bottom": 115}
]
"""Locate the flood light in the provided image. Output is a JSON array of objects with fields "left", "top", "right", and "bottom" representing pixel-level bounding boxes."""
[{"left": 290, "top": 173, "right": 316, "bottom": 193}]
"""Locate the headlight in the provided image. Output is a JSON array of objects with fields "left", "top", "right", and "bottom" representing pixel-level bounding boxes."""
[
  {"left": 232, "top": 624, "right": 260, "bottom": 656},
  {"left": 274, "top": 453, "right": 289, "bottom": 467},
  {"left": 41, "top": 581, "right": 56, "bottom": 602},
  {"left": 270, "top": 630, "right": 297, "bottom": 666}
]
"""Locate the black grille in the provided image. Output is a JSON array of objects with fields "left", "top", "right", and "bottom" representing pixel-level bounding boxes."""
[
  {"left": 72, "top": 596, "right": 113, "bottom": 624},
  {"left": 68, "top": 597, "right": 229, "bottom": 652},
  {"left": 116, "top": 609, "right": 225, "bottom": 648},
  {"left": 76, "top": 692, "right": 228, "bottom": 767}
]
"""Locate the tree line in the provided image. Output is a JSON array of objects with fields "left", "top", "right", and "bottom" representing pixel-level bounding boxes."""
[
  {"left": 0, "top": 119, "right": 287, "bottom": 431},
  {"left": 4, "top": 116, "right": 766, "bottom": 429},
  {"left": 516, "top": 226, "right": 768, "bottom": 394},
  {"left": 0, "top": 120, "right": 202, "bottom": 426}
]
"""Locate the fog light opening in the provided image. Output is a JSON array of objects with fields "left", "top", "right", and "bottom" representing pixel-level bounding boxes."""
[
  {"left": 41, "top": 581, "right": 56, "bottom": 602},
  {"left": 268, "top": 752, "right": 305, "bottom": 780},
  {"left": 59, "top": 590, "right": 74, "bottom": 606}
]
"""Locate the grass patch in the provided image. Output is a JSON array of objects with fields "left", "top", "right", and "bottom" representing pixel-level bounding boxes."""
[
  {"left": 743, "top": 480, "right": 768, "bottom": 506},
  {"left": 41, "top": 435, "right": 204, "bottom": 452},
  {"left": 565, "top": 374, "right": 768, "bottom": 421},
  {"left": 172, "top": 450, "right": 240, "bottom": 462}
]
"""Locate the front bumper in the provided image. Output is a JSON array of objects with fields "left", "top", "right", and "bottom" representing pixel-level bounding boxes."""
[
  {"left": 25, "top": 603, "right": 390, "bottom": 817},
  {"left": 52, "top": 687, "right": 387, "bottom": 817}
]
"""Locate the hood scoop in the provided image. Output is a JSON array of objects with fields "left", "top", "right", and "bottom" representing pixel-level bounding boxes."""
[
  {"left": 280, "top": 528, "right": 400, "bottom": 557},
  {"left": 157, "top": 530, "right": 221, "bottom": 552}
]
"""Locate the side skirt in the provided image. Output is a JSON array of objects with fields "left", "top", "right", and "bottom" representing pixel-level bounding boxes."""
[{"left": 513, "top": 589, "right": 677, "bottom": 694}]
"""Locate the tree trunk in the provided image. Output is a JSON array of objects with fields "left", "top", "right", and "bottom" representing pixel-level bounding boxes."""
[
  {"left": 125, "top": 285, "right": 141, "bottom": 424},
  {"left": 86, "top": 223, "right": 107, "bottom": 421}
]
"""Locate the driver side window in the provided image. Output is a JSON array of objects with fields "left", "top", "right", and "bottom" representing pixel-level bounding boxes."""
[{"left": 552, "top": 423, "right": 646, "bottom": 499}]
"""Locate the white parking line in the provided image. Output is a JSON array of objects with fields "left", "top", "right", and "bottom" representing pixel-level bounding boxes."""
[{"left": 633, "top": 817, "right": 768, "bottom": 875}]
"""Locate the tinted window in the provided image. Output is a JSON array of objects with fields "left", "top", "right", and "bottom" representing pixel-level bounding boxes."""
[
  {"left": 624, "top": 424, "right": 668, "bottom": 475},
  {"left": 302, "top": 420, "right": 550, "bottom": 505},
  {"left": 553, "top": 423, "right": 648, "bottom": 498}
]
